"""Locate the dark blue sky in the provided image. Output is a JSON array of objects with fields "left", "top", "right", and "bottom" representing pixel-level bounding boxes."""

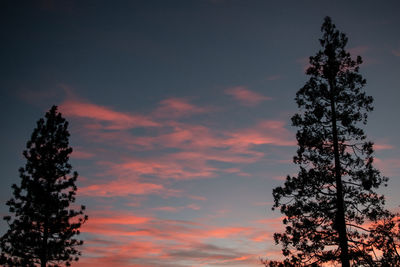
[{"left": 1, "top": 1, "right": 400, "bottom": 266}]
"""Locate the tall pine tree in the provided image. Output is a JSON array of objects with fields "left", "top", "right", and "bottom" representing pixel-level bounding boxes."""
[
  {"left": 0, "top": 106, "right": 87, "bottom": 267},
  {"left": 267, "top": 17, "right": 398, "bottom": 266}
]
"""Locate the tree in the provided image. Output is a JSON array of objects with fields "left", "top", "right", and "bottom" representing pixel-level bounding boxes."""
[
  {"left": 0, "top": 106, "right": 88, "bottom": 267},
  {"left": 267, "top": 17, "right": 398, "bottom": 266}
]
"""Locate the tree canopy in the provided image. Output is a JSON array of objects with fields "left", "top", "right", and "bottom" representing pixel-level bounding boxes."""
[
  {"left": 265, "top": 17, "right": 399, "bottom": 266},
  {"left": 0, "top": 106, "right": 87, "bottom": 267}
]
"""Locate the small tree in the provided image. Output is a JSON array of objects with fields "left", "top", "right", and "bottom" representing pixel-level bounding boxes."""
[
  {"left": 267, "top": 17, "right": 398, "bottom": 266},
  {"left": 0, "top": 106, "right": 87, "bottom": 267}
]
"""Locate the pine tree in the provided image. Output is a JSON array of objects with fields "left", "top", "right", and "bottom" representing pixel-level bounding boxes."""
[
  {"left": 268, "top": 17, "right": 398, "bottom": 266},
  {"left": 0, "top": 106, "right": 88, "bottom": 267}
]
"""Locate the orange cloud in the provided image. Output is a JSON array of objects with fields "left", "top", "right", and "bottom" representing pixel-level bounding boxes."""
[{"left": 225, "top": 86, "right": 271, "bottom": 106}]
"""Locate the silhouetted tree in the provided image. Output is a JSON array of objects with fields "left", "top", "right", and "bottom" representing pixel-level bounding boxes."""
[
  {"left": 0, "top": 106, "right": 87, "bottom": 267},
  {"left": 368, "top": 214, "right": 400, "bottom": 266},
  {"left": 266, "top": 17, "right": 398, "bottom": 266}
]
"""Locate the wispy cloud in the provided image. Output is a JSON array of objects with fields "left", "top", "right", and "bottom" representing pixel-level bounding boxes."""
[
  {"left": 60, "top": 100, "right": 159, "bottom": 130},
  {"left": 71, "top": 147, "right": 95, "bottom": 159},
  {"left": 392, "top": 49, "right": 400, "bottom": 57},
  {"left": 77, "top": 210, "right": 271, "bottom": 266},
  {"left": 54, "top": 89, "right": 293, "bottom": 265},
  {"left": 266, "top": 75, "right": 282, "bottom": 81},
  {"left": 76, "top": 118, "right": 294, "bottom": 188},
  {"left": 79, "top": 179, "right": 164, "bottom": 197},
  {"left": 224, "top": 120, "right": 295, "bottom": 148},
  {"left": 296, "top": 57, "right": 310, "bottom": 73},
  {"left": 373, "top": 157, "right": 400, "bottom": 177},
  {"left": 348, "top": 45, "right": 369, "bottom": 56},
  {"left": 153, "top": 98, "right": 209, "bottom": 118},
  {"left": 225, "top": 86, "right": 271, "bottom": 106},
  {"left": 60, "top": 93, "right": 294, "bottom": 197},
  {"left": 374, "top": 142, "right": 394, "bottom": 151}
]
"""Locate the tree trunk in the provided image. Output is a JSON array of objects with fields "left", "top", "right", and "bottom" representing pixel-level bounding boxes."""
[
  {"left": 41, "top": 221, "right": 48, "bottom": 267},
  {"left": 330, "top": 81, "right": 350, "bottom": 267}
]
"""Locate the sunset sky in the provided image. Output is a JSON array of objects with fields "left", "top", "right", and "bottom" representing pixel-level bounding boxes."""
[{"left": 1, "top": 1, "right": 400, "bottom": 266}]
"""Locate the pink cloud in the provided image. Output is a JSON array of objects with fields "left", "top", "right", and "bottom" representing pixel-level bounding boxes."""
[
  {"left": 83, "top": 210, "right": 254, "bottom": 243},
  {"left": 153, "top": 98, "right": 209, "bottom": 118},
  {"left": 115, "top": 157, "right": 217, "bottom": 181},
  {"left": 79, "top": 179, "right": 164, "bottom": 197},
  {"left": 224, "top": 120, "right": 295, "bottom": 148},
  {"left": 186, "top": 204, "right": 201, "bottom": 210},
  {"left": 207, "top": 226, "right": 249, "bottom": 238},
  {"left": 188, "top": 195, "right": 207, "bottom": 201},
  {"left": 348, "top": 45, "right": 369, "bottom": 56},
  {"left": 154, "top": 122, "right": 219, "bottom": 149},
  {"left": 60, "top": 100, "right": 159, "bottom": 130},
  {"left": 76, "top": 240, "right": 166, "bottom": 267},
  {"left": 77, "top": 240, "right": 259, "bottom": 267},
  {"left": 266, "top": 75, "right": 282, "bottom": 81},
  {"left": 60, "top": 93, "right": 293, "bottom": 162},
  {"left": 73, "top": 117, "right": 294, "bottom": 188},
  {"left": 71, "top": 148, "right": 95, "bottom": 159},
  {"left": 271, "top": 175, "right": 287, "bottom": 181},
  {"left": 392, "top": 49, "right": 400, "bottom": 57},
  {"left": 57, "top": 92, "right": 295, "bottom": 207},
  {"left": 74, "top": 120, "right": 294, "bottom": 185},
  {"left": 253, "top": 201, "right": 274, "bottom": 207},
  {"left": 225, "top": 86, "right": 271, "bottom": 106},
  {"left": 88, "top": 212, "right": 151, "bottom": 225},
  {"left": 153, "top": 204, "right": 201, "bottom": 213},
  {"left": 153, "top": 206, "right": 182, "bottom": 212},
  {"left": 373, "top": 157, "right": 400, "bottom": 177},
  {"left": 83, "top": 210, "right": 254, "bottom": 242},
  {"left": 296, "top": 57, "right": 310, "bottom": 72},
  {"left": 49, "top": 87, "right": 309, "bottom": 266},
  {"left": 348, "top": 46, "right": 378, "bottom": 66},
  {"left": 58, "top": 99, "right": 295, "bottom": 206},
  {"left": 374, "top": 143, "right": 394, "bottom": 151},
  {"left": 78, "top": 209, "right": 273, "bottom": 266}
]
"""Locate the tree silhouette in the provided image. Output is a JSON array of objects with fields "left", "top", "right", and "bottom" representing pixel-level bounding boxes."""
[
  {"left": 0, "top": 106, "right": 87, "bottom": 267},
  {"left": 266, "top": 17, "right": 398, "bottom": 266}
]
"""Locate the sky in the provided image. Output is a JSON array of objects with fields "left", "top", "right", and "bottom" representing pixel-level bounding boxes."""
[{"left": 1, "top": 1, "right": 400, "bottom": 266}]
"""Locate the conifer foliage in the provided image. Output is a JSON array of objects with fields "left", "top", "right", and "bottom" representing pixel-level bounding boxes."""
[
  {"left": 0, "top": 106, "right": 87, "bottom": 267},
  {"left": 266, "top": 17, "right": 399, "bottom": 266}
]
